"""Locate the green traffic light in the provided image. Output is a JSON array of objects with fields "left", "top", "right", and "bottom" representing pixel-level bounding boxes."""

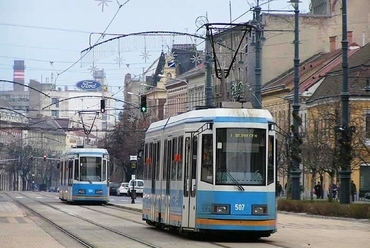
[{"left": 141, "top": 106, "right": 147, "bottom": 112}]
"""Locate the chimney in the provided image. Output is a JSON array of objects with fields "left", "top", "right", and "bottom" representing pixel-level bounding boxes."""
[
  {"left": 347, "top": 31, "right": 353, "bottom": 44},
  {"left": 329, "top": 36, "right": 337, "bottom": 52},
  {"left": 13, "top": 60, "right": 25, "bottom": 91}
]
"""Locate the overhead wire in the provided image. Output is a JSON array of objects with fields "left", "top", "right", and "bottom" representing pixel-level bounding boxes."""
[{"left": 55, "top": 0, "right": 130, "bottom": 80}]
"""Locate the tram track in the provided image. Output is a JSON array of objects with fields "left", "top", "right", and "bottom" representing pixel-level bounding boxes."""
[
  {"left": 5, "top": 192, "right": 95, "bottom": 248},
  {"left": 21, "top": 192, "right": 292, "bottom": 248},
  {"left": 7, "top": 192, "right": 164, "bottom": 248}
]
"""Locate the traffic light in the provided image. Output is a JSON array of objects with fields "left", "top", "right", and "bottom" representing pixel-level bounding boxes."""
[
  {"left": 140, "top": 95, "right": 147, "bottom": 113},
  {"left": 100, "top": 99, "right": 106, "bottom": 113},
  {"left": 43, "top": 155, "right": 47, "bottom": 161}
]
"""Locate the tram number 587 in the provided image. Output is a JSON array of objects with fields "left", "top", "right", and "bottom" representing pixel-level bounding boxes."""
[{"left": 235, "top": 204, "right": 245, "bottom": 211}]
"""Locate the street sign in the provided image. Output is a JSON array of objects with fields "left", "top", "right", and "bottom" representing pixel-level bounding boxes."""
[{"left": 130, "top": 155, "right": 137, "bottom": 161}]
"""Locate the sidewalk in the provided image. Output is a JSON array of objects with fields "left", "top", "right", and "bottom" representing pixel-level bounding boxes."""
[
  {"left": 0, "top": 193, "right": 65, "bottom": 248},
  {"left": 0, "top": 192, "right": 142, "bottom": 248}
]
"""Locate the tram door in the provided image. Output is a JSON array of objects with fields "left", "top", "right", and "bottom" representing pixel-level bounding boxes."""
[
  {"left": 67, "top": 159, "right": 74, "bottom": 200},
  {"left": 182, "top": 136, "right": 197, "bottom": 228}
]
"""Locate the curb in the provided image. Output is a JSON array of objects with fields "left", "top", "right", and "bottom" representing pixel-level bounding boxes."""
[
  {"left": 107, "top": 203, "right": 142, "bottom": 213},
  {"left": 278, "top": 211, "right": 370, "bottom": 223}
]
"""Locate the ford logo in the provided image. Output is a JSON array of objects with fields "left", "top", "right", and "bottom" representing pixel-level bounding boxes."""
[{"left": 75, "top": 80, "right": 102, "bottom": 91}]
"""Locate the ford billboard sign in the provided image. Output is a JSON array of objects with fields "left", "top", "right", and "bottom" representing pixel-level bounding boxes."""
[{"left": 75, "top": 80, "right": 102, "bottom": 91}]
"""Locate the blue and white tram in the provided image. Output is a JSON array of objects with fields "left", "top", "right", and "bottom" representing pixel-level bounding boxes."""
[
  {"left": 58, "top": 147, "right": 110, "bottom": 204},
  {"left": 142, "top": 107, "right": 277, "bottom": 237}
]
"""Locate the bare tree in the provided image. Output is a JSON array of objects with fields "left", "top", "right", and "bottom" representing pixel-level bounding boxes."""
[{"left": 103, "top": 109, "right": 156, "bottom": 182}]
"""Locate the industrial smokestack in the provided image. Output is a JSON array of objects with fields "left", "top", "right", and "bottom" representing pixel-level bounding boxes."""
[{"left": 13, "top": 60, "right": 25, "bottom": 91}]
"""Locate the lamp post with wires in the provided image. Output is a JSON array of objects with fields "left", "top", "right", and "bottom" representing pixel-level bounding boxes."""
[
  {"left": 288, "top": 0, "right": 302, "bottom": 200},
  {"left": 338, "top": 0, "right": 352, "bottom": 204}
]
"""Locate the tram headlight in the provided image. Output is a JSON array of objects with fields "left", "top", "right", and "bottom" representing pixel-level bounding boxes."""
[
  {"left": 212, "top": 204, "right": 230, "bottom": 214},
  {"left": 78, "top": 189, "right": 86, "bottom": 194},
  {"left": 252, "top": 205, "right": 268, "bottom": 215},
  {"left": 95, "top": 189, "right": 103, "bottom": 194}
]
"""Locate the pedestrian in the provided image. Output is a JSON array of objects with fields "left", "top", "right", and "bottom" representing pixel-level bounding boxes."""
[
  {"left": 276, "top": 181, "right": 283, "bottom": 197},
  {"left": 351, "top": 180, "right": 357, "bottom": 202},
  {"left": 331, "top": 183, "right": 339, "bottom": 200},
  {"left": 314, "top": 181, "right": 322, "bottom": 199}
]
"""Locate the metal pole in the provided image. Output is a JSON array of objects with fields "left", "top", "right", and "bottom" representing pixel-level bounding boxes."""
[
  {"left": 205, "top": 29, "right": 213, "bottom": 108},
  {"left": 254, "top": 2, "right": 262, "bottom": 109},
  {"left": 290, "top": 1, "right": 302, "bottom": 200},
  {"left": 339, "top": 0, "right": 351, "bottom": 204}
]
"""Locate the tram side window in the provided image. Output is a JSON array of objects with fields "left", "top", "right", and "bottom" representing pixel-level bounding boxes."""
[
  {"left": 143, "top": 143, "right": 149, "bottom": 180},
  {"left": 177, "top": 136, "right": 183, "bottom": 181},
  {"left": 151, "top": 142, "right": 156, "bottom": 193},
  {"left": 201, "top": 134, "right": 213, "bottom": 184},
  {"left": 68, "top": 159, "right": 73, "bottom": 180},
  {"left": 191, "top": 136, "right": 198, "bottom": 197},
  {"left": 60, "top": 161, "right": 63, "bottom": 185},
  {"left": 103, "top": 160, "right": 107, "bottom": 181},
  {"left": 184, "top": 137, "right": 191, "bottom": 197},
  {"left": 171, "top": 137, "right": 177, "bottom": 180},
  {"left": 162, "top": 140, "right": 168, "bottom": 181},
  {"left": 148, "top": 143, "right": 152, "bottom": 180},
  {"left": 267, "top": 135, "right": 275, "bottom": 185},
  {"left": 156, "top": 141, "right": 161, "bottom": 180},
  {"left": 74, "top": 159, "right": 79, "bottom": 180},
  {"left": 64, "top": 161, "right": 68, "bottom": 185}
]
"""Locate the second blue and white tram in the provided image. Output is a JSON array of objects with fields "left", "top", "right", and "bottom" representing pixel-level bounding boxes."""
[
  {"left": 59, "top": 147, "right": 110, "bottom": 204},
  {"left": 142, "top": 107, "right": 277, "bottom": 238}
]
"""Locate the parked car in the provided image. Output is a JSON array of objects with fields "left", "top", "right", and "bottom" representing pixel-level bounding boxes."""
[
  {"left": 48, "top": 186, "right": 58, "bottom": 192},
  {"left": 365, "top": 192, "right": 370, "bottom": 200},
  {"left": 116, "top": 182, "right": 129, "bottom": 196},
  {"left": 109, "top": 182, "right": 121, "bottom": 196},
  {"left": 127, "top": 179, "right": 144, "bottom": 197}
]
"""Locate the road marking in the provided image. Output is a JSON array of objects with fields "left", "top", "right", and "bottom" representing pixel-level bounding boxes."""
[
  {"left": 36, "top": 196, "right": 43, "bottom": 199},
  {"left": 16, "top": 196, "right": 23, "bottom": 199}
]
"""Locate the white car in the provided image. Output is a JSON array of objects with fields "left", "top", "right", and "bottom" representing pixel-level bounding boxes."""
[
  {"left": 128, "top": 179, "right": 144, "bottom": 197},
  {"left": 116, "top": 182, "right": 129, "bottom": 196}
]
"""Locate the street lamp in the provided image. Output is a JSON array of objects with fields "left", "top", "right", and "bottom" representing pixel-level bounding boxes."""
[
  {"left": 288, "top": 0, "right": 302, "bottom": 200},
  {"left": 338, "top": 0, "right": 352, "bottom": 204}
]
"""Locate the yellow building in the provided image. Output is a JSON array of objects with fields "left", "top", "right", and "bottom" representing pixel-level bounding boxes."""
[{"left": 262, "top": 43, "right": 370, "bottom": 199}]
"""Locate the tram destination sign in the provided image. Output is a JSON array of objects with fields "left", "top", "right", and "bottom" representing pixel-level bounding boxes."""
[{"left": 75, "top": 80, "right": 102, "bottom": 91}]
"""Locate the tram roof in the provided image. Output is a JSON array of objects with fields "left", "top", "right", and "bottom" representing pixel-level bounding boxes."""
[
  {"left": 62, "top": 148, "right": 109, "bottom": 155},
  {"left": 147, "top": 108, "right": 274, "bottom": 133}
]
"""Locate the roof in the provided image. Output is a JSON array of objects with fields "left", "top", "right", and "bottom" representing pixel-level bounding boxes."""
[
  {"left": 147, "top": 108, "right": 274, "bottom": 133},
  {"left": 262, "top": 49, "right": 343, "bottom": 95},
  {"left": 308, "top": 43, "right": 370, "bottom": 103},
  {"left": 28, "top": 117, "right": 66, "bottom": 134},
  {"left": 54, "top": 118, "right": 69, "bottom": 129}
]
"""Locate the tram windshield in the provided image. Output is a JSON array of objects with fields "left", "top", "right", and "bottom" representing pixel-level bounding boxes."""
[
  {"left": 79, "top": 157, "right": 103, "bottom": 182},
  {"left": 216, "top": 128, "right": 266, "bottom": 186}
]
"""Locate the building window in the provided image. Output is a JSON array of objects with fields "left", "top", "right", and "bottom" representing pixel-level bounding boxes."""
[
  {"left": 52, "top": 98, "right": 59, "bottom": 107},
  {"left": 103, "top": 121, "right": 108, "bottom": 130},
  {"left": 365, "top": 113, "right": 370, "bottom": 137},
  {"left": 51, "top": 110, "right": 59, "bottom": 118}
]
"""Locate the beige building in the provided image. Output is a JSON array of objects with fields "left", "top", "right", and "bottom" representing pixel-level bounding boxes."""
[{"left": 261, "top": 1, "right": 370, "bottom": 84}]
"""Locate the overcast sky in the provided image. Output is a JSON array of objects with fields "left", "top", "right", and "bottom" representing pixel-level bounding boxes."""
[{"left": 0, "top": 0, "right": 310, "bottom": 95}]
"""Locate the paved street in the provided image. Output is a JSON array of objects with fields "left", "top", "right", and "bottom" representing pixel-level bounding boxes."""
[
  {"left": 269, "top": 212, "right": 370, "bottom": 248},
  {"left": 1, "top": 192, "right": 369, "bottom": 248}
]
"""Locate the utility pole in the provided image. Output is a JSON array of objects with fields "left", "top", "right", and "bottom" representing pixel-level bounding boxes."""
[
  {"left": 205, "top": 29, "right": 213, "bottom": 107},
  {"left": 338, "top": 0, "right": 351, "bottom": 204},
  {"left": 290, "top": 0, "right": 302, "bottom": 200},
  {"left": 254, "top": 1, "right": 262, "bottom": 109}
]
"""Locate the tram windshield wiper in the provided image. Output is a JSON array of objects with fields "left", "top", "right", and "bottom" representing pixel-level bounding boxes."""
[{"left": 226, "top": 172, "right": 245, "bottom": 191}]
